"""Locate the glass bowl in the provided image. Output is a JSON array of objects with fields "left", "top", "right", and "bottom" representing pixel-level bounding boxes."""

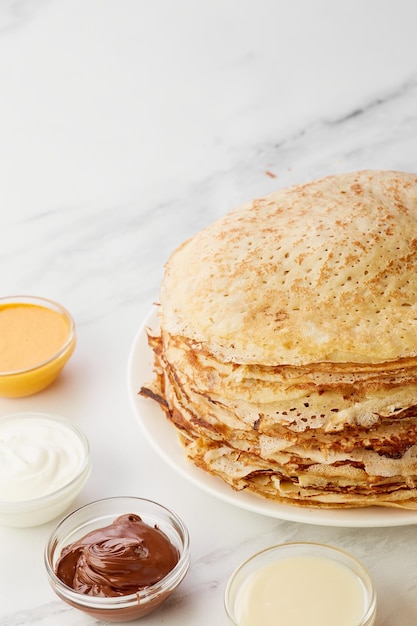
[
  {"left": 44, "top": 497, "right": 191, "bottom": 622},
  {"left": 0, "top": 412, "right": 91, "bottom": 527},
  {"left": 0, "top": 295, "right": 76, "bottom": 397},
  {"left": 225, "top": 541, "right": 376, "bottom": 626}
]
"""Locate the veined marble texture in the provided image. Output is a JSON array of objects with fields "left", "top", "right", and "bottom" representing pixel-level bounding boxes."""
[{"left": 1, "top": 1, "right": 417, "bottom": 625}]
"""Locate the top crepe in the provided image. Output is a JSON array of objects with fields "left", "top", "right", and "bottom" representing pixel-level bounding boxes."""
[{"left": 160, "top": 170, "right": 417, "bottom": 366}]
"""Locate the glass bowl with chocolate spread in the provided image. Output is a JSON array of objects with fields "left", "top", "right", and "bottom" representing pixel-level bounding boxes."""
[{"left": 44, "top": 496, "right": 190, "bottom": 622}]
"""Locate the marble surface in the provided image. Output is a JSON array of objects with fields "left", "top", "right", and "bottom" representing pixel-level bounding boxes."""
[{"left": 1, "top": 1, "right": 417, "bottom": 624}]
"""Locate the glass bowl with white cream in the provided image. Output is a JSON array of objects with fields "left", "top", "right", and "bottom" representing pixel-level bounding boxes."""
[
  {"left": 0, "top": 412, "right": 91, "bottom": 527},
  {"left": 224, "top": 541, "right": 376, "bottom": 626},
  {"left": 0, "top": 295, "right": 76, "bottom": 397}
]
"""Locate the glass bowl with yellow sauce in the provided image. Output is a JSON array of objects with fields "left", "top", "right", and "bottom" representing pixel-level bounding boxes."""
[
  {"left": 0, "top": 295, "right": 76, "bottom": 397},
  {"left": 225, "top": 542, "right": 377, "bottom": 626}
]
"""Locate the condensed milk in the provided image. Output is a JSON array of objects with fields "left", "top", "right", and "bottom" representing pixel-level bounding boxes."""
[{"left": 225, "top": 542, "right": 376, "bottom": 626}]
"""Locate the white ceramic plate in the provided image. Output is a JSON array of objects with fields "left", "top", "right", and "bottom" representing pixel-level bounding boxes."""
[{"left": 128, "top": 308, "right": 417, "bottom": 528}]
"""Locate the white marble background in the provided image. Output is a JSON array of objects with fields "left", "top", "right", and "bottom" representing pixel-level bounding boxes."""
[{"left": 1, "top": 1, "right": 417, "bottom": 624}]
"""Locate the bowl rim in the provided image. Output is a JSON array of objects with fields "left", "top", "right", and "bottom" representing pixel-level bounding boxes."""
[
  {"left": 0, "top": 295, "right": 76, "bottom": 377},
  {"left": 44, "top": 496, "right": 191, "bottom": 609},
  {"left": 0, "top": 412, "right": 91, "bottom": 510},
  {"left": 224, "top": 541, "right": 377, "bottom": 625}
]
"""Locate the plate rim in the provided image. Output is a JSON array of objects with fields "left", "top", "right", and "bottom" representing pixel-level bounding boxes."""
[{"left": 127, "top": 307, "right": 417, "bottom": 528}]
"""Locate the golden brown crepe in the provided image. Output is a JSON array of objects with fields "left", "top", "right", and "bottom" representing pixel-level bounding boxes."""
[{"left": 140, "top": 170, "right": 417, "bottom": 509}]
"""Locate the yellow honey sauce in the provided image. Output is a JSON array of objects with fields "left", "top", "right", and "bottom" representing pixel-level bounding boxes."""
[{"left": 0, "top": 297, "right": 75, "bottom": 397}]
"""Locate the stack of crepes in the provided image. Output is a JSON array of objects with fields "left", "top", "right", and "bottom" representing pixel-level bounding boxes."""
[{"left": 140, "top": 170, "right": 417, "bottom": 508}]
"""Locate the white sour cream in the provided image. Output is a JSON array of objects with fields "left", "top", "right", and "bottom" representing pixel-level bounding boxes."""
[
  {"left": 234, "top": 555, "right": 369, "bottom": 626},
  {"left": 0, "top": 414, "right": 87, "bottom": 502}
]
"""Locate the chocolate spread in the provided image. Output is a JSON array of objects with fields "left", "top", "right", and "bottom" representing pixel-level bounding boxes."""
[{"left": 55, "top": 513, "right": 179, "bottom": 597}]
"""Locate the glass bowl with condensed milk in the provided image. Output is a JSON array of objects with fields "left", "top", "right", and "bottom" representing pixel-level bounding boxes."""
[
  {"left": 224, "top": 542, "right": 376, "bottom": 626},
  {"left": 0, "top": 295, "right": 76, "bottom": 397}
]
